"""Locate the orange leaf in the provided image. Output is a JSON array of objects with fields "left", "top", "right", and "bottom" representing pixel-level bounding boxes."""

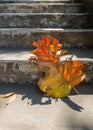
[
  {"left": 29, "top": 36, "right": 86, "bottom": 89},
  {"left": 30, "top": 36, "right": 66, "bottom": 66},
  {"left": 32, "top": 42, "right": 39, "bottom": 47},
  {"left": 58, "top": 60, "right": 85, "bottom": 87}
]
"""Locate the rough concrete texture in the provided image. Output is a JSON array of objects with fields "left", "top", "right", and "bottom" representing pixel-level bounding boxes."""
[
  {"left": 0, "top": 83, "right": 93, "bottom": 130},
  {"left": 0, "top": 0, "right": 71, "bottom": 3},
  {"left": 0, "top": 3, "right": 83, "bottom": 13},
  {"left": 0, "top": 28, "right": 93, "bottom": 48},
  {"left": 0, "top": 48, "right": 93, "bottom": 84},
  {"left": 0, "top": 61, "right": 39, "bottom": 84},
  {"left": 0, "top": 13, "right": 87, "bottom": 28},
  {"left": 0, "top": 50, "right": 40, "bottom": 83}
]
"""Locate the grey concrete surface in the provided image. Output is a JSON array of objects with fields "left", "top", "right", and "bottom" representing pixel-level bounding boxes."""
[
  {"left": 0, "top": 13, "right": 87, "bottom": 28},
  {"left": 0, "top": 28, "right": 93, "bottom": 48},
  {"left": 0, "top": 48, "right": 93, "bottom": 84},
  {"left": 0, "top": 0, "right": 71, "bottom": 3},
  {"left": 0, "top": 48, "right": 93, "bottom": 61},
  {"left": 0, "top": 3, "right": 83, "bottom": 13},
  {"left": 0, "top": 83, "right": 93, "bottom": 130}
]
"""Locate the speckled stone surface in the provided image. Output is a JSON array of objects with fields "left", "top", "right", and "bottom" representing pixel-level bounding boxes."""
[
  {"left": 0, "top": 60, "right": 93, "bottom": 84},
  {"left": 0, "top": 13, "right": 87, "bottom": 28},
  {"left": 0, "top": 0, "right": 71, "bottom": 3},
  {"left": 0, "top": 48, "right": 93, "bottom": 84},
  {"left": 0, "top": 61, "right": 40, "bottom": 84},
  {"left": 0, "top": 28, "right": 93, "bottom": 48},
  {"left": 0, "top": 0, "right": 93, "bottom": 85},
  {"left": 0, "top": 3, "right": 83, "bottom": 13}
]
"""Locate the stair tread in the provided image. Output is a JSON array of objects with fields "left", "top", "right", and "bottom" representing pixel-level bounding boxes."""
[
  {"left": 0, "top": 3, "right": 83, "bottom": 5},
  {"left": 0, "top": 13, "right": 87, "bottom": 15},
  {"left": 0, "top": 3, "right": 83, "bottom": 13},
  {"left": 0, "top": 28, "right": 93, "bottom": 31},
  {"left": 0, "top": 1, "right": 71, "bottom": 3},
  {"left": 0, "top": 28, "right": 93, "bottom": 48},
  {"left": 0, "top": 0, "right": 71, "bottom": 1},
  {"left": 0, "top": 48, "right": 93, "bottom": 62}
]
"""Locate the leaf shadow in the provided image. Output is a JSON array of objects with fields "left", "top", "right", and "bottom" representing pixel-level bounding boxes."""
[
  {"left": 61, "top": 97, "right": 84, "bottom": 112},
  {"left": 0, "top": 83, "right": 93, "bottom": 111},
  {"left": 0, "top": 83, "right": 52, "bottom": 105}
]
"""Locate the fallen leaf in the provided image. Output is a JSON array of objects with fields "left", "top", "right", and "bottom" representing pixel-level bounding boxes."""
[
  {"left": 5, "top": 94, "right": 16, "bottom": 105},
  {"left": 0, "top": 93, "right": 15, "bottom": 99},
  {"left": 38, "top": 61, "right": 71, "bottom": 98},
  {"left": 29, "top": 36, "right": 86, "bottom": 98},
  {"left": 58, "top": 59, "right": 85, "bottom": 87},
  {"left": 29, "top": 36, "right": 67, "bottom": 66}
]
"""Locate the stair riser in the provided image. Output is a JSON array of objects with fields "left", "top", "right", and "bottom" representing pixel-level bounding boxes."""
[
  {"left": 0, "top": 61, "right": 92, "bottom": 84},
  {"left": 0, "top": 61, "right": 39, "bottom": 84},
  {"left": 0, "top": 14, "right": 87, "bottom": 28},
  {"left": 0, "top": 29, "right": 93, "bottom": 48},
  {"left": 0, "top": 0, "right": 71, "bottom": 3},
  {"left": 0, "top": 4, "right": 82, "bottom": 13}
]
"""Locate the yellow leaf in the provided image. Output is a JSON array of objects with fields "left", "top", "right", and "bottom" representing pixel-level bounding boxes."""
[
  {"left": 38, "top": 61, "right": 71, "bottom": 98},
  {"left": 29, "top": 36, "right": 86, "bottom": 98}
]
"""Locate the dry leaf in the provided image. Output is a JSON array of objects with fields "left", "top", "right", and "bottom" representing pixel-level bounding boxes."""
[
  {"left": 5, "top": 94, "right": 16, "bottom": 105},
  {"left": 29, "top": 36, "right": 67, "bottom": 66},
  {"left": 0, "top": 93, "right": 15, "bottom": 99},
  {"left": 58, "top": 59, "right": 85, "bottom": 87},
  {"left": 38, "top": 61, "right": 71, "bottom": 98},
  {"left": 29, "top": 36, "right": 86, "bottom": 98}
]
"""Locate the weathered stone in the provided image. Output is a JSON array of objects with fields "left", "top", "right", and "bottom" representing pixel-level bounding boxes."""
[
  {"left": 0, "top": 0, "right": 92, "bottom": 85},
  {"left": 0, "top": 48, "right": 93, "bottom": 84},
  {"left": 0, "top": 28, "right": 93, "bottom": 48},
  {"left": 0, "top": 13, "right": 87, "bottom": 28},
  {"left": 0, "top": 3, "right": 83, "bottom": 13},
  {"left": 0, "top": 60, "right": 93, "bottom": 84},
  {"left": 0, "top": 61, "right": 40, "bottom": 84},
  {"left": 84, "top": 62, "right": 93, "bottom": 83},
  {"left": 0, "top": 0, "right": 71, "bottom": 3}
]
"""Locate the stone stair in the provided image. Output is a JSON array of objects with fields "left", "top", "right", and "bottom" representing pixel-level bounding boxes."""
[
  {"left": 0, "top": 3, "right": 83, "bottom": 13},
  {"left": 0, "top": 0, "right": 93, "bottom": 84}
]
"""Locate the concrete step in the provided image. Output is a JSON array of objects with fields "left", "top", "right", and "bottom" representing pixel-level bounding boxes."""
[
  {"left": 0, "top": 82, "right": 93, "bottom": 130},
  {"left": 0, "top": 28, "right": 93, "bottom": 48},
  {"left": 0, "top": 83, "right": 93, "bottom": 130},
  {"left": 0, "top": 3, "right": 83, "bottom": 13},
  {"left": 0, "top": 0, "right": 71, "bottom": 3},
  {"left": 0, "top": 48, "right": 93, "bottom": 84},
  {"left": 0, "top": 13, "right": 88, "bottom": 28}
]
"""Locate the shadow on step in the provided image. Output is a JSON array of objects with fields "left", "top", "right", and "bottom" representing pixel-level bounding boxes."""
[
  {"left": 70, "top": 82, "right": 93, "bottom": 95},
  {"left": 0, "top": 83, "right": 92, "bottom": 111}
]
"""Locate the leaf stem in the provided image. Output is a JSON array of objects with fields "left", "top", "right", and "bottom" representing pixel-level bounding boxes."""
[{"left": 72, "top": 87, "right": 79, "bottom": 95}]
